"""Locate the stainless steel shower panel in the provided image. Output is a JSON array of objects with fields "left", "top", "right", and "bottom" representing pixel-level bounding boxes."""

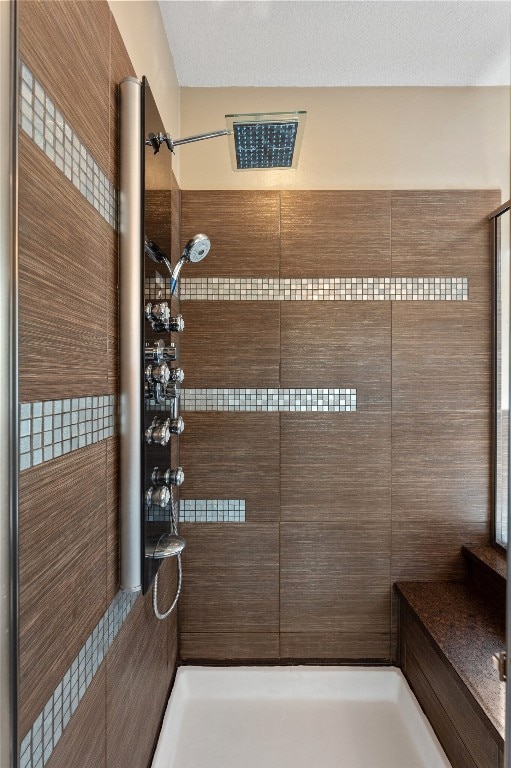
[{"left": 119, "top": 76, "right": 143, "bottom": 593}]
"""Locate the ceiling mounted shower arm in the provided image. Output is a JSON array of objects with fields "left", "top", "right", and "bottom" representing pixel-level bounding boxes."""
[{"left": 145, "top": 129, "right": 232, "bottom": 155}]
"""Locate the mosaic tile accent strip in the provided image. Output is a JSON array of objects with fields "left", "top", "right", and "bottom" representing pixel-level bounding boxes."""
[
  {"left": 19, "top": 395, "right": 116, "bottom": 471},
  {"left": 181, "top": 276, "right": 469, "bottom": 301},
  {"left": 180, "top": 388, "right": 356, "bottom": 412},
  {"left": 19, "top": 590, "right": 137, "bottom": 768},
  {"left": 179, "top": 499, "right": 246, "bottom": 523},
  {"left": 19, "top": 61, "right": 117, "bottom": 228}
]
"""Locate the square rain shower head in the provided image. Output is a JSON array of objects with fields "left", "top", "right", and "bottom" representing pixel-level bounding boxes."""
[{"left": 225, "top": 111, "right": 306, "bottom": 171}]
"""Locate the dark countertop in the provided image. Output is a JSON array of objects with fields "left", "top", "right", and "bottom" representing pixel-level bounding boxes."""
[
  {"left": 396, "top": 580, "right": 506, "bottom": 740},
  {"left": 463, "top": 544, "right": 507, "bottom": 581}
]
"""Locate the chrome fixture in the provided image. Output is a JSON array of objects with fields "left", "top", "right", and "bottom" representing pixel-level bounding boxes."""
[
  {"left": 165, "top": 383, "right": 181, "bottom": 418},
  {"left": 145, "top": 485, "right": 171, "bottom": 508},
  {"left": 146, "top": 129, "right": 231, "bottom": 155},
  {"left": 145, "top": 381, "right": 164, "bottom": 404},
  {"left": 168, "top": 367, "right": 184, "bottom": 384},
  {"left": 145, "top": 416, "right": 184, "bottom": 445},
  {"left": 145, "top": 362, "right": 171, "bottom": 387},
  {"left": 145, "top": 417, "right": 171, "bottom": 446},
  {"left": 152, "top": 467, "right": 185, "bottom": 487},
  {"left": 145, "top": 531, "right": 186, "bottom": 559},
  {"left": 225, "top": 111, "right": 307, "bottom": 171},
  {"left": 145, "top": 303, "right": 185, "bottom": 333},
  {"left": 145, "top": 340, "right": 177, "bottom": 364},
  {"left": 170, "top": 234, "right": 211, "bottom": 295}
]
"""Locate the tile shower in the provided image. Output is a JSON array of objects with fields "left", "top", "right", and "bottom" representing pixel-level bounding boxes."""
[{"left": 14, "top": 2, "right": 499, "bottom": 766}]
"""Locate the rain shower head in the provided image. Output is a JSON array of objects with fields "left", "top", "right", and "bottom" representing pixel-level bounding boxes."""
[
  {"left": 226, "top": 111, "right": 307, "bottom": 171},
  {"left": 170, "top": 234, "right": 211, "bottom": 294}
]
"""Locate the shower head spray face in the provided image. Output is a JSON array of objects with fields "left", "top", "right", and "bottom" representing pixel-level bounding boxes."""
[
  {"left": 170, "top": 233, "right": 211, "bottom": 294},
  {"left": 183, "top": 233, "right": 211, "bottom": 263},
  {"left": 225, "top": 111, "right": 306, "bottom": 171}
]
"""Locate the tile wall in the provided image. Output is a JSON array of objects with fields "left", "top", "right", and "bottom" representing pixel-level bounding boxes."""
[
  {"left": 17, "top": 3, "right": 179, "bottom": 767},
  {"left": 178, "top": 189, "right": 498, "bottom": 663}
]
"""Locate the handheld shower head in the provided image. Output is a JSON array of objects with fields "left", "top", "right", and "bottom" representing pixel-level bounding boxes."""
[{"left": 170, "top": 234, "right": 211, "bottom": 294}]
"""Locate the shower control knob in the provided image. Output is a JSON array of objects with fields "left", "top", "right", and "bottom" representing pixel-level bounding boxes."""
[
  {"left": 168, "top": 367, "right": 185, "bottom": 384},
  {"left": 145, "top": 340, "right": 177, "bottom": 364},
  {"left": 152, "top": 467, "right": 185, "bottom": 487},
  {"left": 145, "top": 486, "right": 171, "bottom": 508},
  {"left": 145, "top": 417, "right": 171, "bottom": 446},
  {"left": 168, "top": 416, "right": 184, "bottom": 435},
  {"left": 168, "top": 314, "right": 185, "bottom": 333},
  {"left": 145, "top": 301, "right": 171, "bottom": 332},
  {"left": 144, "top": 381, "right": 163, "bottom": 404},
  {"left": 145, "top": 362, "right": 171, "bottom": 386}
]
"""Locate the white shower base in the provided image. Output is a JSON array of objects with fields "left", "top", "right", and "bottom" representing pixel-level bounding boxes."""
[{"left": 152, "top": 666, "right": 451, "bottom": 768}]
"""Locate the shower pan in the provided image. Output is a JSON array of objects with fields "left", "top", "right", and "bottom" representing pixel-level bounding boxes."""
[{"left": 151, "top": 667, "right": 451, "bottom": 768}]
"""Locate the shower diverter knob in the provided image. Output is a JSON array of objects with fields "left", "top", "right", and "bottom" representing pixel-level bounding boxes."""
[
  {"left": 145, "top": 362, "right": 171, "bottom": 386},
  {"left": 145, "top": 417, "right": 171, "bottom": 446},
  {"left": 168, "top": 367, "right": 184, "bottom": 384},
  {"left": 145, "top": 301, "right": 170, "bottom": 332},
  {"left": 152, "top": 467, "right": 185, "bottom": 487},
  {"left": 145, "top": 304, "right": 184, "bottom": 333},
  {"left": 168, "top": 416, "right": 185, "bottom": 435},
  {"left": 145, "top": 485, "right": 171, "bottom": 508},
  {"left": 145, "top": 340, "right": 177, "bottom": 364},
  {"left": 168, "top": 314, "right": 185, "bottom": 333}
]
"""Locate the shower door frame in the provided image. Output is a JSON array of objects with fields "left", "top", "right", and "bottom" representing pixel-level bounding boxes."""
[
  {"left": 489, "top": 197, "right": 511, "bottom": 768},
  {"left": 0, "top": 0, "right": 19, "bottom": 766}
]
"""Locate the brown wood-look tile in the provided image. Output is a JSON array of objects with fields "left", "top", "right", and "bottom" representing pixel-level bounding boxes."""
[
  {"left": 392, "top": 302, "right": 491, "bottom": 413},
  {"left": 280, "top": 524, "right": 390, "bottom": 648},
  {"left": 181, "top": 191, "right": 280, "bottom": 276},
  {"left": 178, "top": 524, "right": 279, "bottom": 633},
  {"left": 109, "top": 10, "right": 136, "bottom": 185},
  {"left": 106, "top": 437, "right": 119, "bottom": 602},
  {"left": 392, "top": 412, "right": 490, "bottom": 582},
  {"left": 180, "top": 302, "right": 280, "bottom": 387},
  {"left": 280, "top": 302, "right": 391, "bottom": 409},
  {"left": 19, "top": 135, "right": 111, "bottom": 400},
  {"left": 179, "top": 414, "right": 280, "bottom": 521},
  {"left": 280, "top": 191, "right": 391, "bottom": 276},
  {"left": 180, "top": 633, "right": 280, "bottom": 661},
  {"left": 391, "top": 190, "right": 500, "bottom": 302},
  {"left": 20, "top": 0, "right": 111, "bottom": 176},
  {"left": 281, "top": 412, "right": 391, "bottom": 522},
  {"left": 19, "top": 444, "right": 107, "bottom": 735},
  {"left": 280, "top": 633, "right": 390, "bottom": 661},
  {"left": 45, "top": 666, "right": 107, "bottom": 768},
  {"left": 106, "top": 585, "right": 172, "bottom": 768}
]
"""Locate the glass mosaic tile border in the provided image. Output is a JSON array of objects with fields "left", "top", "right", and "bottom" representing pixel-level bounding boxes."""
[
  {"left": 148, "top": 499, "right": 246, "bottom": 524},
  {"left": 19, "top": 61, "right": 117, "bottom": 229},
  {"left": 19, "top": 396, "right": 116, "bottom": 471},
  {"left": 180, "top": 276, "right": 468, "bottom": 301},
  {"left": 180, "top": 388, "right": 356, "bottom": 412},
  {"left": 19, "top": 590, "right": 137, "bottom": 768},
  {"left": 180, "top": 499, "right": 246, "bottom": 523}
]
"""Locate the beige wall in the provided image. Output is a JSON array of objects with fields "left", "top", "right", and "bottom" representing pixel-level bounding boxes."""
[
  {"left": 108, "top": 0, "right": 181, "bottom": 180},
  {"left": 180, "top": 86, "right": 510, "bottom": 196}
]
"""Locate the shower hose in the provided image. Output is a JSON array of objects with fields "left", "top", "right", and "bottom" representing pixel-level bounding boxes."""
[{"left": 152, "top": 486, "right": 183, "bottom": 620}]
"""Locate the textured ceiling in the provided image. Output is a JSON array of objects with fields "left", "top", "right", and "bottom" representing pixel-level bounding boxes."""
[{"left": 159, "top": 0, "right": 511, "bottom": 87}]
